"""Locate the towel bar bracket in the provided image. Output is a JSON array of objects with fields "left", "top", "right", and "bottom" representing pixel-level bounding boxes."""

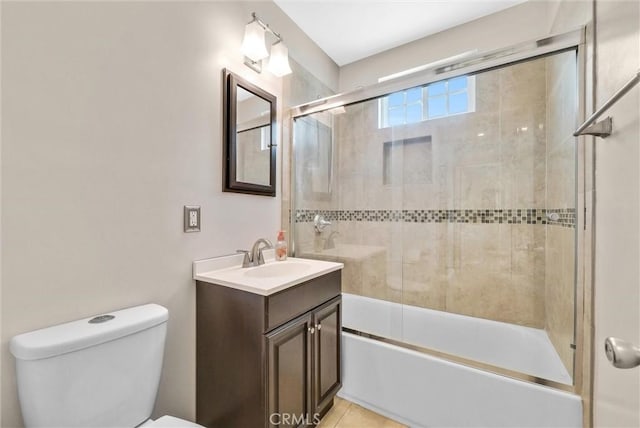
[
  {"left": 575, "top": 117, "right": 613, "bottom": 138},
  {"left": 573, "top": 69, "right": 639, "bottom": 139}
]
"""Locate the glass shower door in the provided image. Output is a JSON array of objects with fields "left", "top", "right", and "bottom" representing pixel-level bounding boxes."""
[
  {"left": 292, "top": 99, "right": 407, "bottom": 343},
  {"left": 292, "top": 47, "right": 579, "bottom": 387}
]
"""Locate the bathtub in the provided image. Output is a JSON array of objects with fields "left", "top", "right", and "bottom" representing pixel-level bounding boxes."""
[{"left": 338, "top": 293, "right": 582, "bottom": 427}]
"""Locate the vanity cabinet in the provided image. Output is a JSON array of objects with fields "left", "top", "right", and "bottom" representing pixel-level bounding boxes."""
[
  {"left": 196, "top": 270, "right": 341, "bottom": 428},
  {"left": 267, "top": 297, "right": 341, "bottom": 427}
]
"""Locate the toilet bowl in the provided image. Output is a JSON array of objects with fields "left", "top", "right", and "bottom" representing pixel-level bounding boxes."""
[{"left": 10, "top": 304, "right": 205, "bottom": 428}]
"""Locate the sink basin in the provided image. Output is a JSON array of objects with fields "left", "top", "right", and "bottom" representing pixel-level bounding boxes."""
[
  {"left": 244, "top": 261, "right": 311, "bottom": 278},
  {"left": 193, "top": 255, "right": 343, "bottom": 296}
]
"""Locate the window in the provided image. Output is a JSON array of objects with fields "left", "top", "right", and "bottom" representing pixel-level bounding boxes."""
[{"left": 379, "top": 76, "right": 475, "bottom": 128}]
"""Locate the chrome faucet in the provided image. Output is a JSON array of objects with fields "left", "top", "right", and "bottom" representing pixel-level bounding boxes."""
[
  {"left": 251, "top": 238, "right": 273, "bottom": 266},
  {"left": 325, "top": 231, "right": 339, "bottom": 250},
  {"left": 314, "top": 214, "right": 332, "bottom": 233},
  {"left": 237, "top": 239, "right": 274, "bottom": 267}
]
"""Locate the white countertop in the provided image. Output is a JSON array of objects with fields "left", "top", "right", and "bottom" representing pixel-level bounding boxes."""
[{"left": 193, "top": 250, "right": 343, "bottom": 296}]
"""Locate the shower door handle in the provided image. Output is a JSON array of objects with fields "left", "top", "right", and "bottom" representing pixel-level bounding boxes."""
[{"left": 604, "top": 337, "right": 640, "bottom": 369}]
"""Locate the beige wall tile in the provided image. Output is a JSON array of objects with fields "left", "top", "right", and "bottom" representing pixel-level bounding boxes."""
[
  {"left": 386, "top": 260, "right": 403, "bottom": 287},
  {"left": 546, "top": 139, "right": 576, "bottom": 209},
  {"left": 545, "top": 226, "right": 576, "bottom": 373},
  {"left": 401, "top": 223, "right": 437, "bottom": 263},
  {"left": 500, "top": 58, "right": 547, "bottom": 108},
  {"left": 337, "top": 175, "right": 366, "bottom": 210},
  {"left": 543, "top": 50, "right": 578, "bottom": 377},
  {"left": 402, "top": 261, "right": 446, "bottom": 310},
  {"left": 361, "top": 252, "right": 389, "bottom": 300},
  {"left": 293, "top": 47, "right": 577, "bottom": 346},
  {"left": 454, "top": 163, "right": 503, "bottom": 209},
  {"left": 475, "top": 71, "right": 501, "bottom": 113},
  {"left": 341, "top": 260, "right": 364, "bottom": 295},
  {"left": 446, "top": 270, "right": 515, "bottom": 323}
]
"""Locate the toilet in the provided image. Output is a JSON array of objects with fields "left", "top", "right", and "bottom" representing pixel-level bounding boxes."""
[{"left": 10, "top": 304, "right": 204, "bottom": 428}]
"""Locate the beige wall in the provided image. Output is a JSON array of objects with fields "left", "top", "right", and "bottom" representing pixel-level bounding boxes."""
[
  {"left": 591, "top": 0, "right": 640, "bottom": 426},
  {"left": 0, "top": 1, "right": 3, "bottom": 420},
  {"left": 548, "top": 1, "right": 640, "bottom": 426},
  {"left": 338, "top": 1, "right": 549, "bottom": 92},
  {"left": 0, "top": 1, "right": 337, "bottom": 426},
  {"left": 547, "top": 0, "right": 593, "bottom": 36}
]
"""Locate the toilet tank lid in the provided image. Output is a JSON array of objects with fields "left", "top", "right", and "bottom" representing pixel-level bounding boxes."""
[{"left": 10, "top": 304, "right": 168, "bottom": 361}]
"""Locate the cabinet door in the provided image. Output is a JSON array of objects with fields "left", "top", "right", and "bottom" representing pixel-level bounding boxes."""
[
  {"left": 312, "top": 297, "right": 342, "bottom": 414},
  {"left": 266, "top": 314, "right": 313, "bottom": 428}
]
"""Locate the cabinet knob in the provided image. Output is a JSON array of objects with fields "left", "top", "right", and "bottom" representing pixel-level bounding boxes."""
[{"left": 308, "top": 326, "right": 315, "bottom": 334}]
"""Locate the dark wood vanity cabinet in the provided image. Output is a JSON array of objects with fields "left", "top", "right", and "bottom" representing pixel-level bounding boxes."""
[
  {"left": 196, "top": 270, "right": 342, "bottom": 428},
  {"left": 267, "top": 297, "right": 341, "bottom": 427},
  {"left": 266, "top": 313, "right": 313, "bottom": 427},
  {"left": 312, "top": 299, "right": 341, "bottom": 414}
]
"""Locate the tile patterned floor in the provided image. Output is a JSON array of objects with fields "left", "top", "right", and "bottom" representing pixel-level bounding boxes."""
[{"left": 318, "top": 397, "right": 407, "bottom": 428}]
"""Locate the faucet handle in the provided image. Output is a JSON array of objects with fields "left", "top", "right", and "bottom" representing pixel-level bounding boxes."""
[
  {"left": 236, "top": 250, "right": 252, "bottom": 268},
  {"left": 314, "top": 214, "right": 332, "bottom": 233}
]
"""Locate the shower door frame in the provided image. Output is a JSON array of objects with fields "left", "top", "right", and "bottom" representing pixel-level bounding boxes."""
[{"left": 288, "top": 27, "right": 591, "bottom": 397}]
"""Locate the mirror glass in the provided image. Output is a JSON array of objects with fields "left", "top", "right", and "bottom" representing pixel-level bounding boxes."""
[
  {"left": 235, "top": 87, "right": 272, "bottom": 186},
  {"left": 223, "top": 69, "right": 276, "bottom": 196}
]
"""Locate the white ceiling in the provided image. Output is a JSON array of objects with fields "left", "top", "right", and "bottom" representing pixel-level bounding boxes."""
[{"left": 274, "top": 0, "right": 528, "bottom": 66}]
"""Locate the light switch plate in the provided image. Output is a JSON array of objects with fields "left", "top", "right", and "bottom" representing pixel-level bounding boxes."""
[{"left": 184, "top": 206, "right": 201, "bottom": 232}]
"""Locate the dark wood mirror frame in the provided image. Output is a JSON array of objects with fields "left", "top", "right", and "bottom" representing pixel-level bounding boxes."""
[{"left": 223, "top": 69, "right": 277, "bottom": 197}]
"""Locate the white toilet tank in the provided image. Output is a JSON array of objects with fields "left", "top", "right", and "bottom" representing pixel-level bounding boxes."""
[{"left": 10, "top": 304, "right": 169, "bottom": 428}]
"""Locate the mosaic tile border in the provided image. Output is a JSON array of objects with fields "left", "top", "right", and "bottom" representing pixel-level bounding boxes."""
[{"left": 295, "top": 208, "right": 576, "bottom": 228}]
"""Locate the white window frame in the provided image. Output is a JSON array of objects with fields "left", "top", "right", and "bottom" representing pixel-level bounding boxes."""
[{"left": 378, "top": 76, "right": 476, "bottom": 128}]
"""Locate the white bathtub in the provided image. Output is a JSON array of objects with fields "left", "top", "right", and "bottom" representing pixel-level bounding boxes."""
[{"left": 338, "top": 293, "right": 582, "bottom": 427}]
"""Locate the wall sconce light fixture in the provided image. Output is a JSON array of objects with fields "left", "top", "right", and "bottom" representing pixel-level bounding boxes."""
[{"left": 241, "top": 12, "right": 292, "bottom": 77}]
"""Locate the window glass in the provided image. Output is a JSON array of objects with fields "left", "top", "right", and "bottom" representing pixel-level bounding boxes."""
[
  {"left": 448, "top": 76, "right": 468, "bottom": 92},
  {"left": 406, "top": 87, "right": 422, "bottom": 104},
  {"left": 406, "top": 104, "right": 422, "bottom": 123},
  {"left": 388, "top": 107, "right": 405, "bottom": 126},
  {"left": 388, "top": 92, "right": 405, "bottom": 107},
  {"left": 449, "top": 92, "right": 468, "bottom": 114},
  {"left": 428, "top": 96, "right": 447, "bottom": 118},
  {"left": 428, "top": 81, "right": 446, "bottom": 96}
]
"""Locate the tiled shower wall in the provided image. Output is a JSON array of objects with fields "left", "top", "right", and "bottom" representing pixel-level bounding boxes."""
[
  {"left": 282, "top": 58, "right": 336, "bottom": 233},
  {"left": 545, "top": 52, "right": 578, "bottom": 374},
  {"left": 294, "top": 53, "right": 576, "bottom": 367}
]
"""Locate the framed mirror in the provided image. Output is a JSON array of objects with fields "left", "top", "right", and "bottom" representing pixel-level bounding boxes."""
[{"left": 223, "top": 69, "right": 277, "bottom": 196}]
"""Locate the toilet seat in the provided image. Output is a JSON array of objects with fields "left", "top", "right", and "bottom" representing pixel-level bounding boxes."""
[{"left": 145, "top": 415, "right": 204, "bottom": 427}]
